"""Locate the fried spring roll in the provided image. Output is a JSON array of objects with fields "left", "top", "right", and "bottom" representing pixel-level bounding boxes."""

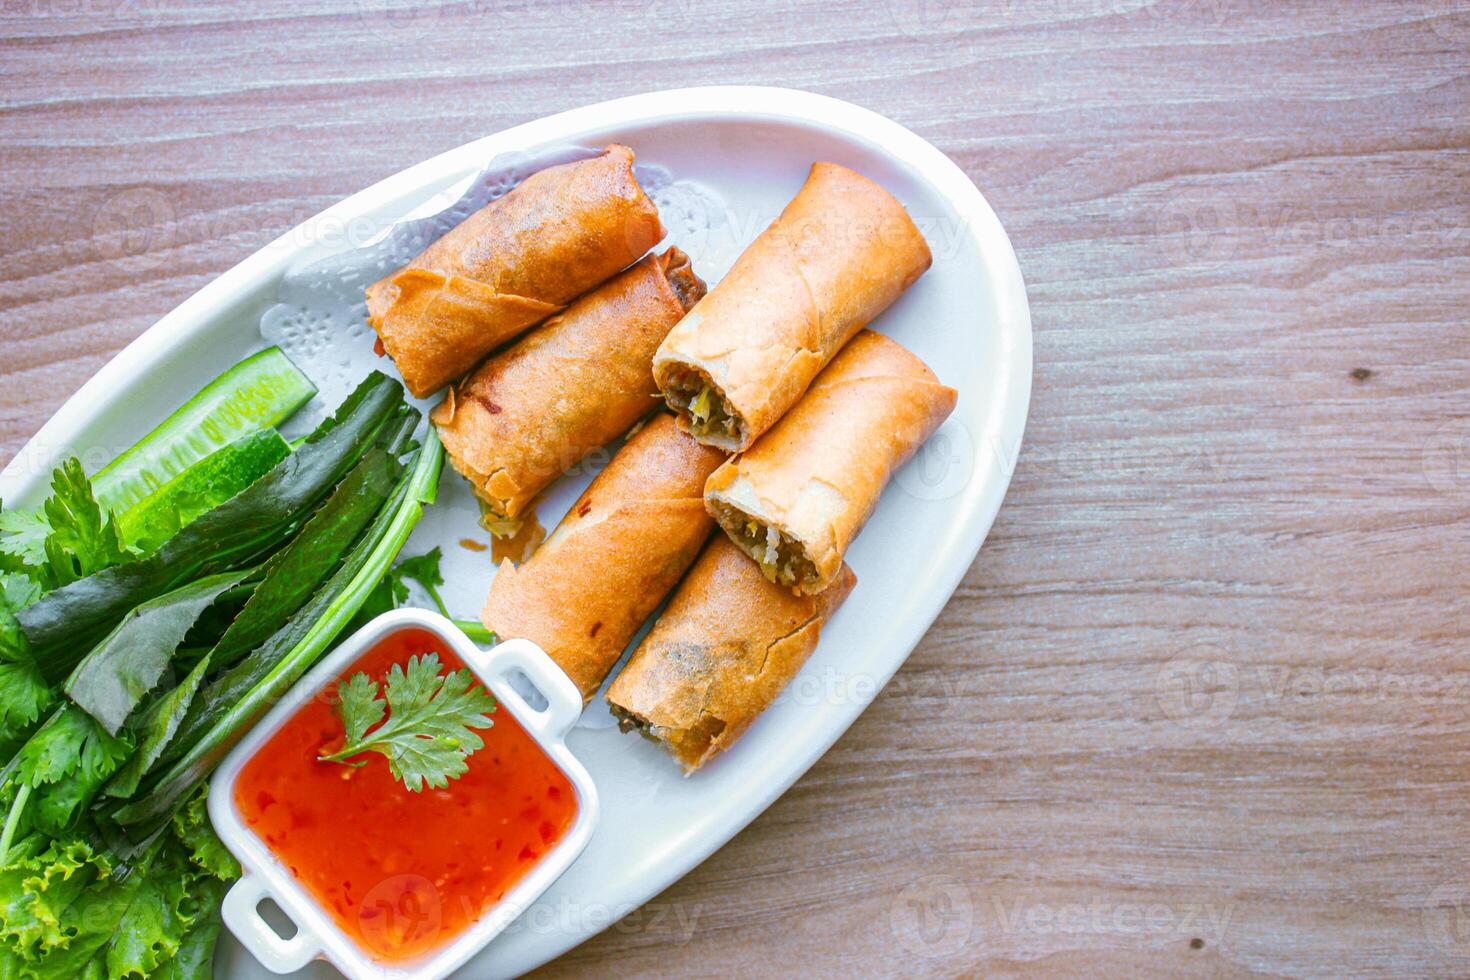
[
  {"left": 653, "top": 161, "right": 932, "bottom": 451},
  {"left": 481, "top": 413, "right": 727, "bottom": 700},
  {"left": 368, "top": 145, "right": 666, "bottom": 397},
  {"left": 607, "top": 536, "right": 856, "bottom": 773},
  {"left": 705, "top": 330, "right": 956, "bottom": 595},
  {"left": 432, "top": 248, "right": 706, "bottom": 531}
]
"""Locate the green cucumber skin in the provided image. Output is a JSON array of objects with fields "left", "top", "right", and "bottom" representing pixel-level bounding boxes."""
[
  {"left": 94, "top": 348, "right": 316, "bottom": 514},
  {"left": 115, "top": 429, "right": 291, "bottom": 554}
]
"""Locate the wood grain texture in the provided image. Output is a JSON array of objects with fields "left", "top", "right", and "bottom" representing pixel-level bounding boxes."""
[{"left": 3, "top": 1, "right": 1469, "bottom": 976}]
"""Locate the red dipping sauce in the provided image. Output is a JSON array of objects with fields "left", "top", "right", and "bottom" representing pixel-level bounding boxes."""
[{"left": 234, "top": 628, "right": 577, "bottom": 961}]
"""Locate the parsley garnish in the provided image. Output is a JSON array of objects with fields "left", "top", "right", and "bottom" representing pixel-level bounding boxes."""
[{"left": 318, "top": 653, "right": 496, "bottom": 792}]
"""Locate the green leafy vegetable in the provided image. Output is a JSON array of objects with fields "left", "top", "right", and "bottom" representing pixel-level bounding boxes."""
[
  {"left": 116, "top": 429, "right": 290, "bottom": 555},
  {"left": 105, "top": 843, "right": 198, "bottom": 979},
  {"left": 150, "top": 876, "right": 226, "bottom": 980},
  {"left": 156, "top": 448, "right": 406, "bottom": 769},
  {"left": 0, "top": 609, "right": 48, "bottom": 760},
  {"left": 319, "top": 653, "right": 496, "bottom": 792},
  {"left": 103, "top": 655, "right": 211, "bottom": 800},
  {"left": 356, "top": 546, "right": 445, "bottom": 619},
  {"left": 392, "top": 548, "right": 448, "bottom": 615},
  {"left": 169, "top": 785, "right": 238, "bottom": 881},
  {"left": 39, "top": 459, "right": 130, "bottom": 591},
  {"left": 207, "top": 448, "right": 399, "bottom": 669},
  {"left": 0, "top": 509, "right": 49, "bottom": 570},
  {"left": 16, "top": 372, "right": 407, "bottom": 667},
  {"left": 0, "top": 834, "right": 112, "bottom": 961},
  {"left": 0, "top": 366, "right": 441, "bottom": 980},
  {"left": 0, "top": 575, "right": 40, "bottom": 615},
  {"left": 63, "top": 569, "right": 254, "bottom": 734},
  {"left": 23, "top": 845, "right": 143, "bottom": 974},
  {"left": 0, "top": 831, "right": 204, "bottom": 978},
  {"left": 0, "top": 347, "right": 311, "bottom": 590},
  {"left": 0, "top": 458, "right": 135, "bottom": 676},
  {"left": 12, "top": 706, "right": 133, "bottom": 836},
  {"left": 353, "top": 547, "right": 497, "bottom": 645},
  {"left": 110, "top": 427, "right": 442, "bottom": 834}
]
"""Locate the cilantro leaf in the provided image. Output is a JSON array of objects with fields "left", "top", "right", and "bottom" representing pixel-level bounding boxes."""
[
  {"left": 0, "top": 607, "right": 51, "bottom": 758},
  {"left": 0, "top": 507, "right": 49, "bottom": 568},
  {"left": 37, "top": 458, "right": 130, "bottom": 589},
  {"left": 319, "top": 653, "right": 495, "bottom": 792},
  {"left": 354, "top": 547, "right": 448, "bottom": 627},
  {"left": 10, "top": 705, "right": 132, "bottom": 837},
  {"left": 0, "top": 659, "right": 50, "bottom": 755},
  {"left": 394, "top": 547, "right": 447, "bottom": 616},
  {"left": 337, "top": 672, "right": 385, "bottom": 745},
  {"left": 348, "top": 547, "right": 495, "bottom": 643},
  {"left": 14, "top": 706, "right": 132, "bottom": 790},
  {"left": 0, "top": 573, "right": 40, "bottom": 614}
]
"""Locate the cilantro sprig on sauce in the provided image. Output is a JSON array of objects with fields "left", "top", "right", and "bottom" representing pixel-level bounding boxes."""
[{"left": 320, "top": 653, "right": 497, "bottom": 792}]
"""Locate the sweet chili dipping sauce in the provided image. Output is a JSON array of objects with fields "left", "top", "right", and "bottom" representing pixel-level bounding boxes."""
[{"left": 234, "top": 628, "right": 577, "bottom": 961}]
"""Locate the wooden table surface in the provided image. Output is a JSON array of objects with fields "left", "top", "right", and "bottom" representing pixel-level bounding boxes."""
[{"left": 4, "top": 2, "right": 1469, "bottom": 977}]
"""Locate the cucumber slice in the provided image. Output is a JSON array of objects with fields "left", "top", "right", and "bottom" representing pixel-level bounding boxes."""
[
  {"left": 116, "top": 429, "right": 292, "bottom": 554},
  {"left": 94, "top": 347, "right": 316, "bottom": 514}
]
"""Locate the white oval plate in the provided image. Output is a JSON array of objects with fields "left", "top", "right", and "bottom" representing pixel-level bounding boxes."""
[{"left": 0, "top": 86, "right": 1030, "bottom": 978}]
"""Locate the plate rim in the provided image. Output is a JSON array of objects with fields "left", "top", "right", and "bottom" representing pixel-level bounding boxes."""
[{"left": 0, "top": 85, "right": 1032, "bottom": 976}]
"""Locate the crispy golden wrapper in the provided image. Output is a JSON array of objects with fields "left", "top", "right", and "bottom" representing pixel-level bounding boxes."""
[
  {"left": 704, "top": 330, "right": 956, "bottom": 594},
  {"left": 368, "top": 144, "right": 665, "bottom": 396},
  {"left": 653, "top": 161, "right": 931, "bottom": 451},
  {"left": 480, "top": 413, "right": 727, "bottom": 701},
  {"left": 433, "top": 247, "right": 705, "bottom": 526},
  {"left": 606, "top": 535, "right": 856, "bottom": 773}
]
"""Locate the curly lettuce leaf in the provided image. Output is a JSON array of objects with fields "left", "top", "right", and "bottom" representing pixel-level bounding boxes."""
[
  {"left": 150, "top": 876, "right": 226, "bottom": 980},
  {"left": 0, "top": 834, "right": 112, "bottom": 964},
  {"left": 105, "top": 844, "right": 197, "bottom": 979},
  {"left": 23, "top": 854, "right": 145, "bottom": 976},
  {"left": 170, "top": 785, "right": 239, "bottom": 881},
  {"left": 0, "top": 830, "right": 227, "bottom": 979}
]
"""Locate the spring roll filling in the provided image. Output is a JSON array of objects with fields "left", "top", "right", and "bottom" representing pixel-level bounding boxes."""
[
  {"left": 707, "top": 498, "right": 819, "bottom": 591},
  {"left": 610, "top": 703, "right": 659, "bottom": 740},
  {"left": 662, "top": 364, "right": 743, "bottom": 445},
  {"left": 466, "top": 486, "right": 521, "bottom": 538},
  {"left": 609, "top": 703, "right": 726, "bottom": 769}
]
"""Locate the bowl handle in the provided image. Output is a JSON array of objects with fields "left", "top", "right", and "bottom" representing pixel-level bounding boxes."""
[
  {"left": 222, "top": 872, "right": 323, "bottom": 974},
  {"left": 477, "top": 637, "right": 583, "bottom": 741}
]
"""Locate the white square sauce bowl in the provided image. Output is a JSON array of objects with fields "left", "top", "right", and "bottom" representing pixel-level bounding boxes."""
[{"left": 208, "top": 608, "right": 600, "bottom": 979}]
